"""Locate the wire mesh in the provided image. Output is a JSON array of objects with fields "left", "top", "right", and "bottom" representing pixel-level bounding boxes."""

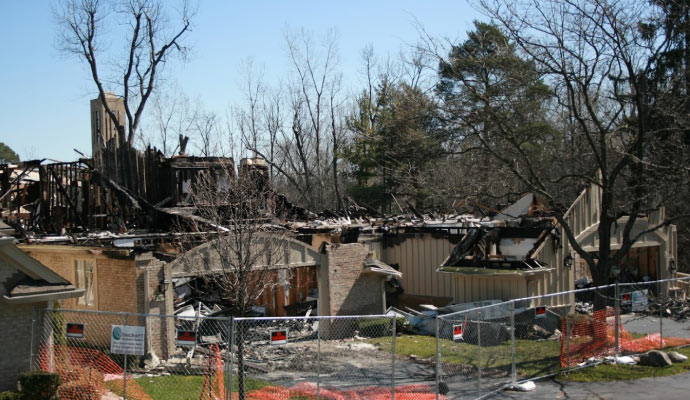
[
  {"left": 29, "top": 276, "right": 690, "bottom": 400},
  {"left": 33, "top": 309, "right": 233, "bottom": 400},
  {"left": 228, "top": 314, "right": 442, "bottom": 400}
]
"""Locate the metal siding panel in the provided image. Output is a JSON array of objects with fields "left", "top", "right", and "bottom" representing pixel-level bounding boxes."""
[
  {"left": 434, "top": 238, "right": 443, "bottom": 297},
  {"left": 470, "top": 276, "right": 476, "bottom": 302},
  {"left": 423, "top": 235, "right": 430, "bottom": 296},
  {"left": 399, "top": 244, "right": 409, "bottom": 293},
  {"left": 439, "top": 239, "right": 447, "bottom": 296},
  {"left": 423, "top": 238, "right": 430, "bottom": 296},
  {"left": 399, "top": 243, "right": 411, "bottom": 295},
  {"left": 432, "top": 237, "right": 440, "bottom": 297},
  {"left": 449, "top": 241, "right": 456, "bottom": 300},
  {"left": 475, "top": 277, "right": 486, "bottom": 300},
  {"left": 454, "top": 276, "right": 460, "bottom": 301},
  {"left": 431, "top": 237, "right": 440, "bottom": 297},
  {"left": 408, "top": 239, "right": 417, "bottom": 295},
  {"left": 410, "top": 240, "right": 418, "bottom": 295},
  {"left": 417, "top": 238, "right": 424, "bottom": 296},
  {"left": 464, "top": 276, "right": 470, "bottom": 302},
  {"left": 463, "top": 276, "right": 468, "bottom": 302},
  {"left": 418, "top": 238, "right": 424, "bottom": 296},
  {"left": 444, "top": 240, "right": 451, "bottom": 297}
]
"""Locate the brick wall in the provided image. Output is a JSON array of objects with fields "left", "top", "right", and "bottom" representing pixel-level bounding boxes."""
[
  {"left": 137, "top": 256, "right": 175, "bottom": 359},
  {"left": 0, "top": 287, "right": 46, "bottom": 392},
  {"left": 324, "top": 243, "right": 383, "bottom": 316},
  {"left": 19, "top": 246, "right": 174, "bottom": 360},
  {"left": 20, "top": 246, "right": 140, "bottom": 313}
]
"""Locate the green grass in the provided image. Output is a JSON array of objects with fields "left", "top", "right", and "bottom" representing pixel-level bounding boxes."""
[
  {"left": 369, "top": 334, "right": 562, "bottom": 378},
  {"left": 105, "top": 374, "right": 271, "bottom": 400},
  {"left": 372, "top": 334, "right": 690, "bottom": 383},
  {"left": 560, "top": 346, "right": 690, "bottom": 382}
]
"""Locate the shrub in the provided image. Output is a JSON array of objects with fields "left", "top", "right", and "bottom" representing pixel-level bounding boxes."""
[
  {"left": 18, "top": 370, "right": 60, "bottom": 400},
  {"left": 358, "top": 317, "right": 408, "bottom": 338},
  {"left": 0, "top": 392, "right": 23, "bottom": 400}
]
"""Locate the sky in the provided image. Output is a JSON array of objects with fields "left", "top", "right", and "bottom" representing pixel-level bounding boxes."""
[{"left": 0, "top": 1, "right": 482, "bottom": 162}]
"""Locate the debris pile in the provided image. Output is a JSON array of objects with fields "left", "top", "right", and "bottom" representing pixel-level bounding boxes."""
[{"left": 643, "top": 298, "right": 690, "bottom": 320}]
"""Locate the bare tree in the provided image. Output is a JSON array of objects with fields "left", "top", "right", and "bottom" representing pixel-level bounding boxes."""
[
  {"left": 270, "top": 29, "right": 344, "bottom": 210},
  {"left": 176, "top": 162, "right": 287, "bottom": 398},
  {"left": 55, "top": 0, "right": 195, "bottom": 147},
  {"left": 193, "top": 108, "right": 221, "bottom": 157},
  {"left": 147, "top": 85, "right": 197, "bottom": 156},
  {"left": 429, "top": 0, "right": 690, "bottom": 308},
  {"left": 234, "top": 59, "right": 266, "bottom": 159}
]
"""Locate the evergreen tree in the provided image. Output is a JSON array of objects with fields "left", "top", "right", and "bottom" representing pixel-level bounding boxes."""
[
  {"left": 345, "top": 80, "right": 445, "bottom": 211},
  {"left": 0, "top": 142, "right": 19, "bottom": 163}
]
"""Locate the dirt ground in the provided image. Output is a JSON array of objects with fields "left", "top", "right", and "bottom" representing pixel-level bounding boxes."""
[{"left": 243, "top": 336, "right": 436, "bottom": 390}]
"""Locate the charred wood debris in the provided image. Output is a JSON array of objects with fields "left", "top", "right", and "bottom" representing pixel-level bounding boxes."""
[{"left": 1, "top": 150, "right": 561, "bottom": 319}]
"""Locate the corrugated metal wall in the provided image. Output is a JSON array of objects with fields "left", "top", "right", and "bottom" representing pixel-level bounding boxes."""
[
  {"left": 367, "top": 232, "right": 573, "bottom": 306},
  {"left": 363, "top": 182, "right": 674, "bottom": 307},
  {"left": 451, "top": 274, "right": 527, "bottom": 304},
  {"left": 367, "top": 234, "right": 456, "bottom": 299}
]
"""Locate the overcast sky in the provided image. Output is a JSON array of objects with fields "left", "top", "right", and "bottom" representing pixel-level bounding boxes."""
[{"left": 0, "top": 1, "right": 481, "bottom": 162}]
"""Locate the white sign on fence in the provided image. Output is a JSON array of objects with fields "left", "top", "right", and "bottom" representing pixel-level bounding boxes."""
[
  {"left": 270, "top": 329, "right": 288, "bottom": 345},
  {"left": 452, "top": 324, "right": 464, "bottom": 341},
  {"left": 631, "top": 290, "right": 649, "bottom": 312},
  {"left": 110, "top": 325, "right": 145, "bottom": 355}
]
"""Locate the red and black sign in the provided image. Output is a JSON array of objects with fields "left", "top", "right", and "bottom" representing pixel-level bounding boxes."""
[
  {"left": 621, "top": 293, "right": 632, "bottom": 304},
  {"left": 270, "top": 329, "right": 288, "bottom": 345},
  {"left": 66, "top": 323, "right": 85, "bottom": 338},
  {"left": 535, "top": 306, "right": 547, "bottom": 319},
  {"left": 176, "top": 330, "right": 197, "bottom": 346},
  {"left": 452, "top": 324, "right": 464, "bottom": 341}
]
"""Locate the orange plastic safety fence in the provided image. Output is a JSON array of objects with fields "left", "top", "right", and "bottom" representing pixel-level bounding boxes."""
[
  {"left": 242, "top": 382, "right": 445, "bottom": 400},
  {"left": 560, "top": 310, "right": 690, "bottom": 367},
  {"left": 199, "top": 344, "right": 225, "bottom": 400},
  {"left": 37, "top": 344, "right": 151, "bottom": 400}
]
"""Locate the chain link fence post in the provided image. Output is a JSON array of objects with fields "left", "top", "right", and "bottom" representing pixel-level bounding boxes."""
[
  {"left": 660, "top": 299, "right": 664, "bottom": 350},
  {"left": 510, "top": 301, "right": 516, "bottom": 386},
  {"left": 435, "top": 316, "right": 440, "bottom": 400},
  {"left": 477, "top": 310, "right": 482, "bottom": 395},
  {"left": 123, "top": 313, "right": 129, "bottom": 400},
  {"left": 566, "top": 310, "right": 571, "bottom": 368},
  {"left": 615, "top": 281, "right": 620, "bottom": 356},
  {"left": 391, "top": 314, "right": 396, "bottom": 400},
  {"left": 30, "top": 305, "right": 36, "bottom": 371},
  {"left": 225, "top": 316, "right": 232, "bottom": 400},
  {"left": 317, "top": 317, "right": 321, "bottom": 400}
]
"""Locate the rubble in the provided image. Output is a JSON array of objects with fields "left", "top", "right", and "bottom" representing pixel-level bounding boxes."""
[
  {"left": 643, "top": 298, "right": 690, "bottom": 321},
  {"left": 604, "top": 355, "right": 637, "bottom": 365},
  {"left": 667, "top": 351, "right": 688, "bottom": 363},
  {"left": 639, "top": 350, "right": 673, "bottom": 367}
]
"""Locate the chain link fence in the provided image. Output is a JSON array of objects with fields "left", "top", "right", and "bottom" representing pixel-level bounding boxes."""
[
  {"left": 32, "top": 311, "right": 442, "bottom": 399},
  {"left": 437, "top": 276, "right": 690, "bottom": 399},
  {"left": 30, "top": 276, "right": 690, "bottom": 400}
]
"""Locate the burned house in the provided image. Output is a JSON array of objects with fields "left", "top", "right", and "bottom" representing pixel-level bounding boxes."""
[
  {"left": 434, "top": 188, "right": 678, "bottom": 307},
  {"left": 1, "top": 96, "right": 680, "bottom": 363},
  {"left": 0, "top": 96, "right": 401, "bottom": 324}
]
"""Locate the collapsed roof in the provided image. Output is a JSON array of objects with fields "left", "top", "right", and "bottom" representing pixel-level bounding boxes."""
[
  {"left": 1, "top": 149, "right": 558, "bottom": 265},
  {"left": 438, "top": 194, "right": 555, "bottom": 273}
]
